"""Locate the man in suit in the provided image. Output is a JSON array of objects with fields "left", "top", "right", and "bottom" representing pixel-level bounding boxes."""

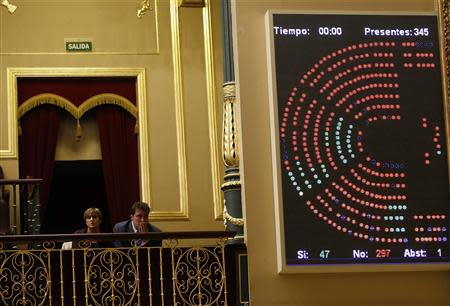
[{"left": 112, "top": 201, "right": 162, "bottom": 247}]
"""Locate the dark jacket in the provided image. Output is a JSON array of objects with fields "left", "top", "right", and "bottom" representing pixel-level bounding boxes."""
[
  {"left": 112, "top": 220, "right": 162, "bottom": 248},
  {"left": 73, "top": 228, "right": 113, "bottom": 249}
]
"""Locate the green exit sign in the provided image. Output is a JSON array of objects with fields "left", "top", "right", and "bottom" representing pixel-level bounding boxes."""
[{"left": 65, "top": 41, "right": 92, "bottom": 52}]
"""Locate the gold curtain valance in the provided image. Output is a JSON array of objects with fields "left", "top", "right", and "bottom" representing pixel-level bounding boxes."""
[
  {"left": 18, "top": 93, "right": 139, "bottom": 139},
  {"left": 18, "top": 93, "right": 138, "bottom": 120}
]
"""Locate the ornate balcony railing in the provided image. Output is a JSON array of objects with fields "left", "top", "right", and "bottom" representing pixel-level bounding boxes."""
[{"left": 0, "top": 231, "right": 236, "bottom": 306}]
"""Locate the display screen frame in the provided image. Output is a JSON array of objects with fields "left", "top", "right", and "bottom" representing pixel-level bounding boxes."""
[{"left": 266, "top": 8, "right": 450, "bottom": 273}]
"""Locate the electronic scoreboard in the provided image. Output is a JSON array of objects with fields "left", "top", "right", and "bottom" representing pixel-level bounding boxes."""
[{"left": 266, "top": 11, "right": 450, "bottom": 272}]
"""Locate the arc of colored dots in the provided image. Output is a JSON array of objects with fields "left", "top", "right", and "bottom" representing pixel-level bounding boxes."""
[
  {"left": 316, "top": 195, "right": 334, "bottom": 212},
  {"left": 281, "top": 41, "right": 448, "bottom": 245},
  {"left": 334, "top": 118, "right": 356, "bottom": 165},
  {"left": 365, "top": 114, "right": 401, "bottom": 124},
  {"left": 354, "top": 103, "right": 401, "bottom": 120},
  {"left": 347, "top": 93, "right": 400, "bottom": 114},
  {"left": 312, "top": 106, "right": 326, "bottom": 166},
  {"left": 319, "top": 54, "right": 372, "bottom": 92},
  {"left": 333, "top": 181, "right": 408, "bottom": 213},
  {"left": 324, "top": 111, "right": 339, "bottom": 171},
  {"left": 306, "top": 200, "right": 407, "bottom": 243},
  {"left": 303, "top": 44, "right": 359, "bottom": 85},
  {"left": 284, "top": 101, "right": 331, "bottom": 196},
  {"left": 310, "top": 105, "right": 331, "bottom": 184},
  {"left": 306, "top": 200, "right": 351, "bottom": 236},
  {"left": 280, "top": 89, "right": 307, "bottom": 196},
  {"left": 286, "top": 169, "right": 304, "bottom": 196},
  {"left": 336, "top": 209, "right": 405, "bottom": 235},
  {"left": 326, "top": 72, "right": 398, "bottom": 101},
  {"left": 282, "top": 88, "right": 306, "bottom": 115},
  {"left": 331, "top": 182, "right": 389, "bottom": 210},
  {"left": 357, "top": 163, "right": 405, "bottom": 179},
  {"left": 335, "top": 82, "right": 400, "bottom": 108},
  {"left": 349, "top": 168, "right": 405, "bottom": 189},
  {"left": 305, "top": 41, "right": 397, "bottom": 88},
  {"left": 322, "top": 59, "right": 396, "bottom": 96},
  {"left": 338, "top": 175, "right": 406, "bottom": 201},
  {"left": 298, "top": 105, "right": 327, "bottom": 189},
  {"left": 282, "top": 96, "right": 338, "bottom": 197},
  {"left": 324, "top": 189, "right": 382, "bottom": 220},
  {"left": 335, "top": 211, "right": 382, "bottom": 232}
]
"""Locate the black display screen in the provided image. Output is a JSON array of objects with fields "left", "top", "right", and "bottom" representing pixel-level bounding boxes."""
[{"left": 269, "top": 13, "right": 450, "bottom": 267}]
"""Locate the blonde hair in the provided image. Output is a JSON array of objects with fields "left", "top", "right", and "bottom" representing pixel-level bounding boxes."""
[{"left": 83, "top": 207, "right": 103, "bottom": 222}]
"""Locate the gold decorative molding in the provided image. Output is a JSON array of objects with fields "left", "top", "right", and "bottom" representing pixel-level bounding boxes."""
[
  {"left": 221, "top": 180, "right": 241, "bottom": 190},
  {"left": 157, "top": 0, "right": 190, "bottom": 220},
  {"left": 2, "top": 71, "right": 18, "bottom": 158},
  {"left": 222, "top": 82, "right": 239, "bottom": 167},
  {"left": 137, "top": 0, "right": 152, "bottom": 18},
  {"left": 223, "top": 205, "right": 244, "bottom": 227},
  {"left": 202, "top": 0, "right": 224, "bottom": 221},
  {"left": 1, "top": 0, "right": 17, "bottom": 14},
  {"left": 3, "top": 67, "right": 151, "bottom": 211}
]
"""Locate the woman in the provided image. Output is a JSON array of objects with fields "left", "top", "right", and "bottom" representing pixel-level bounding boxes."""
[
  {"left": 75, "top": 207, "right": 103, "bottom": 235},
  {"left": 63, "top": 207, "right": 110, "bottom": 249}
]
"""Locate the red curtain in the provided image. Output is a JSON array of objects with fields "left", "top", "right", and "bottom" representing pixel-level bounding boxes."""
[
  {"left": 19, "top": 105, "right": 61, "bottom": 219},
  {"left": 18, "top": 77, "right": 139, "bottom": 227},
  {"left": 96, "top": 105, "right": 140, "bottom": 225}
]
